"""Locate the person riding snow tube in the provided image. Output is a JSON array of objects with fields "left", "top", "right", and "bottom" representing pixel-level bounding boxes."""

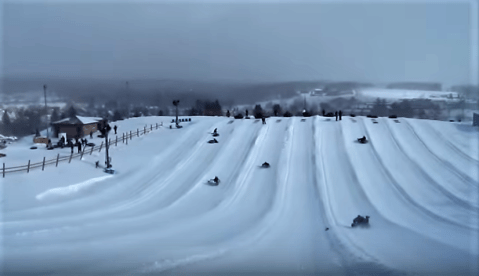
[
  {"left": 261, "top": 162, "right": 270, "bottom": 168},
  {"left": 357, "top": 136, "right": 367, "bottom": 143},
  {"left": 351, "top": 215, "right": 370, "bottom": 227}
]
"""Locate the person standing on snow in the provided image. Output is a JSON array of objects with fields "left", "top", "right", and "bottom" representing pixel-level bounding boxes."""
[
  {"left": 335, "top": 111, "right": 338, "bottom": 121},
  {"left": 339, "top": 110, "right": 342, "bottom": 120},
  {"left": 114, "top": 125, "right": 118, "bottom": 135}
]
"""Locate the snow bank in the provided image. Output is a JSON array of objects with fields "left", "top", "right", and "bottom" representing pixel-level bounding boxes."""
[{"left": 36, "top": 175, "right": 114, "bottom": 201}]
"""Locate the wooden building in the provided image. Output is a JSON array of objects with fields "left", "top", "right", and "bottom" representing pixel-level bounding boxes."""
[{"left": 51, "top": 116, "right": 107, "bottom": 139}]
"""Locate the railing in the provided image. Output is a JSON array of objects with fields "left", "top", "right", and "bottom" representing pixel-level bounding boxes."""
[{"left": 2, "top": 123, "right": 163, "bottom": 177}]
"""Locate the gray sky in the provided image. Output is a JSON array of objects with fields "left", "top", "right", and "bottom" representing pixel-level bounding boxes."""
[{"left": 2, "top": 0, "right": 477, "bottom": 86}]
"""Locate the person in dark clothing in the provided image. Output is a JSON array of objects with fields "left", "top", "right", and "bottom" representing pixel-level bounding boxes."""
[
  {"left": 339, "top": 110, "right": 342, "bottom": 120},
  {"left": 77, "top": 142, "right": 82, "bottom": 153},
  {"left": 84, "top": 138, "right": 88, "bottom": 146},
  {"left": 213, "top": 128, "right": 217, "bottom": 134},
  {"left": 114, "top": 125, "right": 118, "bottom": 134},
  {"left": 262, "top": 117, "right": 266, "bottom": 124},
  {"left": 335, "top": 111, "right": 338, "bottom": 121},
  {"left": 358, "top": 136, "right": 367, "bottom": 143},
  {"left": 90, "top": 131, "right": 93, "bottom": 138}
]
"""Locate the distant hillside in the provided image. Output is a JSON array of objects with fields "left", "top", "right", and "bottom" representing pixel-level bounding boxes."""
[{"left": 386, "top": 82, "right": 442, "bottom": 91}]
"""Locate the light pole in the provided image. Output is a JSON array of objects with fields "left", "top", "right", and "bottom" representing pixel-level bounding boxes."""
[
  {"left": 43, "top": 84, "right": 49, "bottom": 138},
  {"left": 173, "top": 100, "right": 180, "bottom": 126},
  {"left": 126, "top": 81, "right": 130, "bottom": 119},
  {"left": 101, "top": 123, "right": 114, "bottom": 174}
]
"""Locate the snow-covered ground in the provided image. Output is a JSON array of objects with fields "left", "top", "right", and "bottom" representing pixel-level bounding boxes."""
[
  {"left": 357, "top": 88, "right": 460, "bottom": 102},
  {"left": 1, "top": 115, "right": 479, "bottom": 276}
]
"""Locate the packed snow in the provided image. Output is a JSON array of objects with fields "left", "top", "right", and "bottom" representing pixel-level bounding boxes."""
[{"left": 1, "top": 115, "right": 479, "bottom": 276}]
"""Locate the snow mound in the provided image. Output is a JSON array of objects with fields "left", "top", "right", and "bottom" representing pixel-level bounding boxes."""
[{"left": 36, "top": 175, "right": 114, "bottom": 201}]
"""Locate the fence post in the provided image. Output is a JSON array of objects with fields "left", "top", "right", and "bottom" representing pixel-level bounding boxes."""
[
  {"left": 137, "top": 129, "right": 139, "bottom": 137},
  {"left": 144, "top": 126, "right": 146, "bottom": 134},
  {"left": 80, "top": 146, "right": 85, "bottom": 160},
  {"left": 27, "top": 160, "right": 30, "bottom": 173},
  {"left": 42, "top": 157, "right": 46, "bottom": 171},
  {"left": 116, "top": 136, "right": 118, "bottom": 146},
  {"left": 69, "top": 152, "right": 73, "bottom": 163},
  {"left": 99, "top": 141, "right": 103, "bottom": 152},
  {"left": 130, "top": 131, "right": 132, "bottom": 140},
  {"left": 3, "top": 163, "right": 5, "bottom": 178},
  {"left": 151, "top": 124, "right": 153, "bottom": 131},
  {"left": 123, "top": 133, "right": 125, "bottom": 143},
  {"left": 56, "top": 154, "right": 60, "bottom": 167},
  {"left": 156, "top": 123, "right": 158, "bottom": 129}
]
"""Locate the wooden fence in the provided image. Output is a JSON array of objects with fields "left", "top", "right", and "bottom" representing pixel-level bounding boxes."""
[{"left": 2, "top": 123, "right": 162, "bottom": 177}]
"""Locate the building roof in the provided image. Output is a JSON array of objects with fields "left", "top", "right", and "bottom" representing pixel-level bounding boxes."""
[{"left": 52, "top": 115, "right": 104, "bottom": 125}]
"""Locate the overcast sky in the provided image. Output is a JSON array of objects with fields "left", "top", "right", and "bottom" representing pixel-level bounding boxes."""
[{"left": 2, "top": 0, "right": 477, "bottom": 86}]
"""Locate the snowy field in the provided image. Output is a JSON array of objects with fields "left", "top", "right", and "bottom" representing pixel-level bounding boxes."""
[
  {"left": 357, "top": 88, "right": 459, "bottom": 102},
  {"left": 1, "top": 115, "right": 479, "bottom": 276}
]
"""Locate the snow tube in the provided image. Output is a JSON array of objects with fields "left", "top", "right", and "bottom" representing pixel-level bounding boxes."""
[{"left": 351, "top": 215, "right": 370, "bottom": 227}]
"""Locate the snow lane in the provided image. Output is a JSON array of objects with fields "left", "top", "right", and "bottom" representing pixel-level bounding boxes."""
[
  {"left": 362, "top": 117, "right": 478, "bottom": 228},
  {"left": 317, "top": 117, "right": 409, "bottom": 273},
  {"left": 122, "top": 118, "right": 288, "bottom": 275},
  {"left": 336, "top": 117, "right": 475, "bottom": 275},
  {"left": 161, "top": 117, "right": 346, "bottom": 275},
  {"left": 404, "top": 118, "right": 479, "bottom": 183},
  {"left": 422, "top": 119, "right": 479, "bottom": 163},
  {"left": 383, "top": 118, "right": 479, "bottom": 210},
  {"left": 352, "top": 117, "right": 476, "bottom": 250}
]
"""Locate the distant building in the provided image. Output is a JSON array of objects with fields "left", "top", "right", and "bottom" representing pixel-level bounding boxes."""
[{"left": 51, "top": 115, "right": 107, "bottom": 139}]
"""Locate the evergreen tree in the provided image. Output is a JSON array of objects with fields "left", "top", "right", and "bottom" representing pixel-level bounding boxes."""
[
  {"left": 2, "top": 111, "right": 11, "bottom": 126},
  {"left": 51, "top": 108, "right": 60, "bottom": 123},
  {"left": 254, "top": 104, "right": 263, "bottom": 118},
  {"left": 68, "top": 106, "right": 77, "bottom": 118},
  {"left": 113, "top": 110, "right": 123, "bottom": 121},
  {"left": 273, "top": 104, "right": 281, "bottom": 116}
]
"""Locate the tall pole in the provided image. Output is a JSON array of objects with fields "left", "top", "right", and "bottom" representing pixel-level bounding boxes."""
[
  {"left": 126, "top": 81, "right": 130, "bottom": 119},
  {"left": 173, "top": 100, "right": 179, "bottom": 126},
  {"left": 43, "top": 84, "right": 49, "bottom": 138},
  {"left": 105, "top": 131, "right": 110, "bottom": 168}
]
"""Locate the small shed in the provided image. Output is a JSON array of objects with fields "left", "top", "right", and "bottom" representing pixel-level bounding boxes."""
[{"left": 52, "top": 116, "right": 107, "bottom": 139}]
